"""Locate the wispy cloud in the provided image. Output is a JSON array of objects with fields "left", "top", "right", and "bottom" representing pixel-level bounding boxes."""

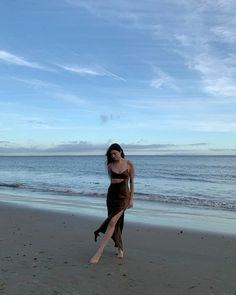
[
  {"left": 46, "top": 92, "right": 84, "bottom": 105},
  {"left": 9, "top": 76, "right": 85, "bottom": 105},
  {"left": 191, "top": 121, "right": 236, "bottom": 132},
  {"left": 100, "top": 112, "right": 124, "bottom": 124},
  {"left": 0, "top": 50, "right": 46, "bottom": 70},
  {"left": 167, "top": 119, "right": 236, "bottom": 132},
  {"left": 150, "top": 69, "right": 180, "bottom": 91},
  {"left": 65, "top": 1, "right": 236, "bottom": 98},
  {"left": 187, "top": 53, "right": 236, "bottom": 97},
  {"left": 0, "top": 111, "right": 52, "bottom": 130},
  {"left": 57, "top": 64, "right": 126, "bottom": 81},
  {"left": 211, "top": 25, "right": 236, "bottom": 44},
  {"left": 171, "top": 2, "right": 236, "bottom": 97},
  {"left": 11, "top": 77, "right": 60, "bottom": 90},
  {"left": 65, "top": 0, "right": 139, "bottom": 23},
  {"left": 60, "top": 65, "right": 103, "bottom": 76},
  {"left": 26, "top": 119, "right": 49, "bottom": 127}
]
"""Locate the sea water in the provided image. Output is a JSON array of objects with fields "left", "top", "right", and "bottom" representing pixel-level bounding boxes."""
[{"left": 0, "top": 156, "right": 235, "bottom": 234}]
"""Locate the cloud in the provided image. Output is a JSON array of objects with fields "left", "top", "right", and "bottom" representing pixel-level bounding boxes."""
[
  {"left": 26, "top": 119, "right": 49, "bottom": 127},
  {"left": 9, "top": 77, "right": 85, "bottom": 105},
  {"left": 12, "top": 77, "right": 59, "bottom": 88},
  {"left": 65, "top": 0, "right": 139, "bottom": 23},
  {"left": 187, "top": 53, "right": 236, "bottom": 97},
  {"left": 122, "top": 143, "right": 207, "bottom": 150},
  {"left": 192, "top": 121, "right": 236, "bottom": 132},
  {"left": 100, "top": 113, "right": 124, "bottom": 124},
  {"left": 171, "top": 2, "right": 236, "bottom": 97},
  {"left": 0, "top": 141, "right": 107, "bottom": 155},
  {"left": 0, "top": 111, "right": 52, "bottom": 129},
  {"left": 150, "top": 69, "right": 180, "bottom": 91},
  {"left": 204, "top": 77, "right": 236, "bottom": 97},
  {"left": 188, "top": 143, "right": 208, "bottom": 146},
  {"left": 1, "top": 139, "right": 236, "bottom": 155},
  {"left": 57, "top": 64, "right": 125, "bottom": 81},
  {"left": 167, "top": 119, "right": 236, "bottom": 132},
  {"left": 211, "top": 25, "right": 236, "bottom": 44},
  {"left": 0, "top": 141, "right": 212, "bottom": 156},
  {"left": 0, "top": 50, "right": 46, "bottom": 70},
  {"left": 46, "top": 92, "right": 84, "bottom": 104},
  {"left": 46, "top": 141, "right": 105, "bottom": 153},
  {"left": 60, "top": 65, "right": 103, "bottom": 76},
  {"left": 65, "top": 1, "right": 236, "bottom": 98}
]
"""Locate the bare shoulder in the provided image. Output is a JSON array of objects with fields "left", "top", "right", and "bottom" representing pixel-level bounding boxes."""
[
  {"left": 127, "top": 160, "right": 134, "bottom": 178},
  {"left": 127, "top": 159, "right": 134, "bottom": 169}
]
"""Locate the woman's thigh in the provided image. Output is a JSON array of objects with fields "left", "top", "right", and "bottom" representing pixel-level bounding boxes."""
[{"left": 109, "top": 210, "right": 124, "bottom": 227}]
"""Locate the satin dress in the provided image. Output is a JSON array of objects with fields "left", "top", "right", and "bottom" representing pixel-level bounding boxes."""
[{"left": 94, "top": 169, "right": 131, "bottom": 250}]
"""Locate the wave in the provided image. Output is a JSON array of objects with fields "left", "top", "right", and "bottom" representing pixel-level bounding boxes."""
[
  {"left": 0, "top": 182, "right": 23, "bottom": 188},
  {"left": 136, "top": 193, "right": 236, "bottom": 210},
  {"left": 150, "top": 174, "right": 217, "bottom": 183},
  {"left": 0, "top": 182, "right": 235, "bottom": 211},
  {"left": 36, "top": 187, "right": 104, "bottom": 197}
]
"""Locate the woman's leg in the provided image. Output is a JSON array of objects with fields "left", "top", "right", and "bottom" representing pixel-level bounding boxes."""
[
  {"left": 117, "top": 247, "right": 124, "bottom": 258},
  {"left": 89, "top": 210, "right": 124, "bottom": 264}
]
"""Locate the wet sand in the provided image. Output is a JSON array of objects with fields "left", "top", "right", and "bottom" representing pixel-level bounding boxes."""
[{"left": 0, "top": 202, "right": 236, "bottom": 295}]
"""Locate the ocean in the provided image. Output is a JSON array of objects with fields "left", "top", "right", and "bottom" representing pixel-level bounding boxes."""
[{"left": 0, "top": 155, "right": 235, "bottom": 234}]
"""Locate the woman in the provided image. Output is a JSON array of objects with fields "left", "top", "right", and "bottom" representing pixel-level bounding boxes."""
[{"left": 89, "top": 143, "right": 134, "bottom": 264}]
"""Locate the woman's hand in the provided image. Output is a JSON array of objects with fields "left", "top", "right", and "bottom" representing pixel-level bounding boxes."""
[{"left": 127, "top": 199, "right": 133, "bottom": 209}]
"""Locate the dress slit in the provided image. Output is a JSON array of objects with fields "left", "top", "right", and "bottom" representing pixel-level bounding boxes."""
[{"left": 94, "top": 176, "right": 130, "bottom": 251}]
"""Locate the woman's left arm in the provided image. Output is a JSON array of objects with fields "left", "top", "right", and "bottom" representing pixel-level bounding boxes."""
[{"left": 128, "top": 160, "right": 134, "bottom": 208}]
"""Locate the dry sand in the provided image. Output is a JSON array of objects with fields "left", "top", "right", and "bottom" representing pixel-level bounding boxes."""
[{"left": 0, "top": 202, "right": 236, "bottom": 295}]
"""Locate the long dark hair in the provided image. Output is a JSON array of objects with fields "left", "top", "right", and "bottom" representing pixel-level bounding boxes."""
[{"left": 106, "top": 143, "right": 125, "bottom": 165}]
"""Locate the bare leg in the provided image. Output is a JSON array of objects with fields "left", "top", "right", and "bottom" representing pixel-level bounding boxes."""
[
  {"left": 117, "top": 247, "right": 124, "bottom": 258},
  {"left": 89, "top": 210, "right": 124, "bottom": 264}
]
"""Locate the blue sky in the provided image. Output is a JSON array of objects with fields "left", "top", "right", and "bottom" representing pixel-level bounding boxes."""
[{"left": 0, "top": 0, "right": 236, "bottom": 155}]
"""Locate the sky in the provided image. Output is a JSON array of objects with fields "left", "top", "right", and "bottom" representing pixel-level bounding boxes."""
[{"left": 0, "top": 0, "right": 236, "bottom": 155}]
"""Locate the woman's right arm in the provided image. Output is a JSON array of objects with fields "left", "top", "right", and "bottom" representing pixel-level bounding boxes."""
[
  {"left": 107, "top": 163, "right": 112, "bottom": 179},
  {"left": 128, "top": 160, "right": 134, "bottom": 208}
]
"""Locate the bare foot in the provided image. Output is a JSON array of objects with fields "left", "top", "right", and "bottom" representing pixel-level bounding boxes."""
[
  {"left": 117, "top": 249, "right": 124, "bottom": 259},
  {"left": 89, "top": 253, "right": 101, "bottom": 264}
]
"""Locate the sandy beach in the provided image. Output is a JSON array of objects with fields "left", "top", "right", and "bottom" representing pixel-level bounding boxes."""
[{"left": 0, "top": 202, "right": 236, "bottom": 295}]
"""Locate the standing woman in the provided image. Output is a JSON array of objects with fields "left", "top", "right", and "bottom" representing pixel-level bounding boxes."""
[{"left": 89, "top": 143, "right": 134, "bottom": 264}]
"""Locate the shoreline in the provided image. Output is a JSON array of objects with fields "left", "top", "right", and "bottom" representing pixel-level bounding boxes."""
[
  {"left": 1, "top": 190, "right": 236, "bottom": 236},
  {"left": 1, "top": 202, "right": 236, "bottom": 294}
]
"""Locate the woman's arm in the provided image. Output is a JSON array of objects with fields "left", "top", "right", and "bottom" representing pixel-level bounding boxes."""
[
  {"left": 127, "top": 160, "right": 134, "bottom": 208},
  {"left": 107, "top": 163, "right": 112, "bottom": 179}
]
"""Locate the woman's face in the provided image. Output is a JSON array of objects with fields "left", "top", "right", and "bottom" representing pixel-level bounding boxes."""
[{"left": 110, "top": 149, "right": 122, "bottom": 162}]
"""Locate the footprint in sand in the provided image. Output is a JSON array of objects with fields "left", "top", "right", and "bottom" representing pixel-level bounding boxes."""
[{"left": 0, "top": 280, "right": 7, "bottom": 291}]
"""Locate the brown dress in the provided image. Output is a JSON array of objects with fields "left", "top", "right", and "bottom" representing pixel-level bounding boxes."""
[{"left": 94, "top": 169, "right": 130, "bottom": 250}]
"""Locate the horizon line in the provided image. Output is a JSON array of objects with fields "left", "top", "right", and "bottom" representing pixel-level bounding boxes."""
[{"left": 0, "top": 153, "right": 235, "bottom": 157}]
